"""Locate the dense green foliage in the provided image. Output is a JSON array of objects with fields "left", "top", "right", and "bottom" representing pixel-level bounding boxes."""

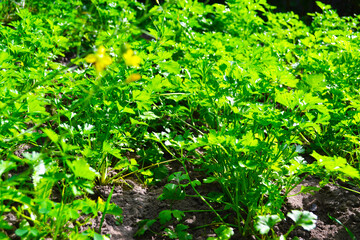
[{"left": 1, "top": 0, "right": 359, "bottom": 239}]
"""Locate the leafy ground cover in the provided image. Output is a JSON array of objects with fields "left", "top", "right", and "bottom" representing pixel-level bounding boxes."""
[{"left": 1, "top": 0, "right": 360, "bottom": 239}]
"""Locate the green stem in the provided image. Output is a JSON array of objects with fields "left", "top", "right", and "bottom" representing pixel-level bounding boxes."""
[
  {"left": 106, "top": 158, "right": 177, "bottom": 184},
  {"left": 283, "top": 224, "right": 296, "bottom": 238},
  {"left": 159, "top": 141, "right": 225, "bottom": 223},
  {"left": 11, "top": 206, "right": 41, "bottom": 226},
  {"left": 333, "top": 183, "right": 360, "bottom": 195},
  {"left": 54, "top": 183, "right": 66, "bottom": 240},
  {"left": 182, "top": 160, "right": 225, "bottom": 223},
  {"left": 99, "top": 186, "right": 115, "bottom": 233},
  {"left": 285, "top": 173, "right": 310, "bottom": 197}
]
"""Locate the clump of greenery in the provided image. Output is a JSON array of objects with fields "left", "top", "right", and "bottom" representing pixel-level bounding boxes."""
[{"left": 1, "top": 0, "right": 359, "bottom": 239}]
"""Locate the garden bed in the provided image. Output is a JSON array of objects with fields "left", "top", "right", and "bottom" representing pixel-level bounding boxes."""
[{"left": 1, "top": 0, "right": 360, "bottom": 239}]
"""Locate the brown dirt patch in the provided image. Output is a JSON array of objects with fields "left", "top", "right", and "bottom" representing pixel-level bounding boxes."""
[
  {"left": 95, "top": 176, "right": 360, "bottom": 240},
  {"left": 277, "top": 177, "right": 360, "bottom": 240}
]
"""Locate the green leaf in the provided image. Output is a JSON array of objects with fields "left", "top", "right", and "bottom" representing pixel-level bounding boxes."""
[
  {"left": 94, "top": 233, "right": 110, "bottom": 240},
  {"left": 175, "top": 224, "right": 192, "bottom": 240},
  {"left": 0, "top": 51, "right": 10, "bottom": 64},
  {"left": 168, "top": 171, "right": 189, "bottom": 183},
  {"left": 147, "top": 28, "right": 159, "bottom": 40},
  {"left": 69, "top": 232, "right": 91, "bottom": 240},
  {"left": 328, "top": 214, "right": 356, "bottom": 240},
  {"left": 121, "top": 106, "right": 136, "bottom": 114},
  {"left": 203, "top": 177, "right": 217, "bottom": 184},
  {"left": 159, "top": 210, "right": 172, "bottom": 225},
  {"left": 304, "top": 74, "right": 327, "bottom": 92},
  {"left": 0, "top": 216, "right": 12, "bottom": 230},
  {"left": 157, "top": 51, "right": 173, "bottom": 60},
  {"left": 275, "top": 90, "right": 300, "bottom": 110},
  {"left": 132, "top": 90, "right": 152, "bottom": 110},
  {"left": 190, "top": 179, "right": 201, "bottom": 187},
  {"left": 240, "top": 130, "right": 258, "bottom": 147},
  {"left": 42, "top": 128, "right": 59, "bottom": 143},
  {"left": 15, "top": 229, "right": 28, "bottom": 237},
  {"left": 159, "top": 60, "right": 181, "bottom": 74},
  {"left": 255, "top": 215, "right": 281, "bottom": 234},
  {"left": 37, "top": 199, "right": 54, "bottom": 214},
  {"left": 130, "top": 117, "right": 149, "bottom": 126},
  {"left": 287, "top": 210, "right": 317, "bottom": 231},
  {"left": 67, "top": 158, "right": 98, "bottom": 180},
  {"left": 22, "top": 152, "right": 42, "bottom": 163},
  {"left": 133, "top": 90, "right": 151, "bottom": 102},
  {"left": 207, "top": 192, "right": 225, "bottom": 203},
  {"left": 135, "top": 219, "right": 156, "bottom": 236},
  {"left": 164, "top": 228, "right": 178, "bottom": 239},
  {"left": 27, "top": 94, "right": 49, "bottom": 116},
  {"left": 140, "top": 169, "right": 153, "bottom": 176},
  {"left": 316, "top": 1, "right": 332, "bottom": 10},
  {"left": 211, "top": 225, "right": 234, "bottom": 240},
  {"left": 69, "top": 208, "right": 80, "bottom": 219},
  {"left": 279, "top": 72, "right": 298, "bottom": 88},
  {"left": 298, "top": 186, "right": 321, "bottom": 195},
  {"left": 29, "top": 228, "right": 39, "bottom": 237},
  {"left": 0, "top": 232, "right": 10, "bottom": 240},
  {"left": 139, "top": 111, "right": 160, "bottom": 120},
  {"left": 102, "top": 141, "right": 123, "bottom": 159},
  {"left": 311, "top": 151, "right": 360, "bottom": 179},
  {"left": 339, "top": 165, "right": 360, "bottom": 180},
  {"left": 106, "top": 203, "right": 123, "bottom": 217},
  {"left": 1, "top": 188, "right": 32, "bottom": 206},
  {"left": 172, "top": 210, "right": 185, "bottom": 221},
  {"left": 158, "top": 183, "right": 185, "bottom": 200},
  {"left": 0, "top": 160, "right": 16, "bottom": 177},
  {"left": 33, "top": 159, "right": 55, "bottom": 199}
]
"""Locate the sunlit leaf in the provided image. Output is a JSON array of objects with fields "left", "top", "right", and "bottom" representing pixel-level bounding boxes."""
[
  {"left": 67, "top": 158, "right": 98, "bottom": 180},
  {"left": 288, "top": 210, "right": 317, "bottom": 231},
  {"left": 255, "top": 215, "right": 281, "bottom": 234}
]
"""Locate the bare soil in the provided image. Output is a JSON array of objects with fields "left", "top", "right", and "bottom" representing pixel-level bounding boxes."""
[
  {"left": 96, "top": 176, "right": 360, "bottom": 240},
  {"left": 279, "top": 177, "right": 360, "bottom": 240}
]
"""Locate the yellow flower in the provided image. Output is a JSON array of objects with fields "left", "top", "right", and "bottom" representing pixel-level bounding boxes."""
[
  {"left": 122, "top": 47, "right": 141, "bottom": 67},
  {"left": 97, "top": 196, "right": 104, "bottom": 204},
  {"left": 126, "top": 73, "right": 142, "bottom": 83},
  {"left": 85, "top": 46, "right": 112, "bottom": 72}
]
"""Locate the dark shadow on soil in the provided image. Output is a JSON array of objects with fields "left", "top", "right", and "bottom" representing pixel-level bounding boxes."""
[
  {"left": 94, "top": 161, "right": 242, "bottom": 240},
  {"left": 278, "top": 177, "right": 360, "bottom": 240}
]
